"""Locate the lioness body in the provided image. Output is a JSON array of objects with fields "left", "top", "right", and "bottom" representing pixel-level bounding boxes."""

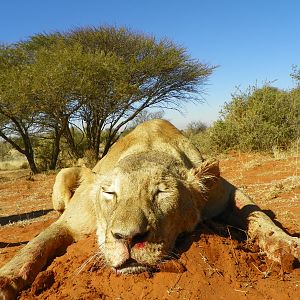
[
  {"left": 0, "top": 120, "right": 231, "bottom": 299},
  {"left": 2, "top": 119, "right": 299, "bottom": 300},
  {"left": 55, "top": 119, "right": 229, "bottom": 236}
]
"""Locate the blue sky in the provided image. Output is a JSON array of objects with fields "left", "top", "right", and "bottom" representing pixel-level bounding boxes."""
[{"left": 1, "top": 0, "right": 299, "bottom": 128}]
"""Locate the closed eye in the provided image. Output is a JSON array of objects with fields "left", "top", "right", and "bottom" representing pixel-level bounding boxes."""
[
  {"left": 156, "top": 183, "right": 170, "bottom": 194},
  {"left": 101, "top": 190, "right": 115, "bottom": 201},
  {"left": 157, "top": 189, "right": 168, "bottom": 194},
  {"left": 155, "top": 189, "right": 172, "bottom": 200}
]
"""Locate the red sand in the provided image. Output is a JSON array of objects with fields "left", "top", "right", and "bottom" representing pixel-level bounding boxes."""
[{"left": 0, "top": 152, "right": 299, "bottom": 299}]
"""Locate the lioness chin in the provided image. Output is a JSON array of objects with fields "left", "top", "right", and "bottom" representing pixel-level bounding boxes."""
[{"left": 1, "top": 119, "right": 299, "bottom": 300}]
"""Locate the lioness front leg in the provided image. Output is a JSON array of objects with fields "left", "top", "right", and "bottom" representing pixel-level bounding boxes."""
[
  {"left": 0, "top": 220, "right": 73, "bottom": 300},
  {"left": 230, "top": 186, "right": 300, "bottom": 267},
  {"left": 0, "top": 166, "right": 97, "bottom": 299}
]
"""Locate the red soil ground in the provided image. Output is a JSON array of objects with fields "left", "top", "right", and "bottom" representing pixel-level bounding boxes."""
[{"left": 0, "top": 152, "right": 299, "bottom": 299}]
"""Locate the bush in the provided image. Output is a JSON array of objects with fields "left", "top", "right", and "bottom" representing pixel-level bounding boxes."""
[
  {"left": 187, "top": 129, "right": 216, "bottom": 156},
  {"left": 208, "top": 85, "right": 300, "bottom": 152}
]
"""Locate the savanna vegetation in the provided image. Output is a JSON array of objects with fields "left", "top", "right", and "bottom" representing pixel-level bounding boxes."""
[
  {"left": 0, "top": 26, "right": 214, "bottom": 173},
  {"left": 1, "top": 26, "right": 299, "bottom": 173},
  {"left": 187, "top": 77, "right": 300, "bottom": 155}
]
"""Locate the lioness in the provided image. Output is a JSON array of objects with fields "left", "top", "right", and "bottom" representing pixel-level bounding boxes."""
[{"left": 1, "top": 119, "right": 299, "bottom": 299}]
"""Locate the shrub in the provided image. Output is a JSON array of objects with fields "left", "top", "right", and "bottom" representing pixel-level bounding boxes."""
[{"left": 208, "top": 85, "right": 300, "bottom": 152}]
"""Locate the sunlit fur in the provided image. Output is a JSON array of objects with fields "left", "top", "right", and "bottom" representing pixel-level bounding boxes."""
[{"left": 54, "top": 119, "right": 228, "bottom": 274}]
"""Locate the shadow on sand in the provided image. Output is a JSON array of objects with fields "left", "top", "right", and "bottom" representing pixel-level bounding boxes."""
[{"left": 0, "top": 209, "right": 53, "bottom": 226}]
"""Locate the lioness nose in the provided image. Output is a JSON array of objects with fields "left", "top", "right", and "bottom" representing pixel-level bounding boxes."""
[
  {"left": 111, "top": 207, "right": 149, "bottom": 246},
  {"left": 112, "top": 230, "right": 149, "bottom": 245}
]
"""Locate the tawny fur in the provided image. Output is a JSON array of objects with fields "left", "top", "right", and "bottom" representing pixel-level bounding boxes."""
[{"left": 0, "top": 119, "right": 299, "bottom": 300}]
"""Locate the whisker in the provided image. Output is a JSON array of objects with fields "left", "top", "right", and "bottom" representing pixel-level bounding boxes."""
[
  {"left": 88, "top": 253, "right": 107, "bottom": 272},
  {"left": 75, "top": 252, "right": 102, "bottom": 275}
]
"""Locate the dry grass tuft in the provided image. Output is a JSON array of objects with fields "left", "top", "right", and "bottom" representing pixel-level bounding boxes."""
[{"left": 0, "top": 160, "right": 29, "bottom": 171}]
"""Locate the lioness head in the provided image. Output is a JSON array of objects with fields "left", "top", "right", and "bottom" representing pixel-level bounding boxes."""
[{"left": 90, "top": 151, "right": 219, "bottom": 274}]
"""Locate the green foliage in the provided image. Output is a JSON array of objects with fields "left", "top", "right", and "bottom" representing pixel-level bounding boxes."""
[
  {"left": 0, "top": 26, "right": 214, "bottom": 172},
  {"left": 183, "top": 121, "right": 214, "bottom": 156},
  {"left": 187, "top": 130, "right": 217, "bottom": 156},
  {"left": 208, "top": 85, "right": 300, "bottom": 152}
]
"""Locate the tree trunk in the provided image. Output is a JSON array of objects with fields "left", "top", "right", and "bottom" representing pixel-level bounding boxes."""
[
  {"left": 22, "top": 131, "right": 39, "bottom": 174},
  {"left": 102, "top": 139, "right": 111, "bottom": 158},
  {"left": 0, "top": 126, "right": 39, "bottom": 174},
  {"left": 49, "top": 138, "right": 60, "bottom": 170},
  {"left": 25, "top": 153, "right": 39, "bottom": 174},
  {"left": 49, "top": 126, "right": 62, "bottom": 170},
  {"left": 64, "top": 126, "right": 80, "bottom": 159},
  {"left": 102, "top": 129, "right": 117, "bottom": 158},
  {"left": 49, "top": 145, "right": 60, "bottom": 170}
]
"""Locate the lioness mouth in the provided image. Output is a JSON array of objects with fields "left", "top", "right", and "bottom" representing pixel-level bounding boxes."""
[{"left": 114, "top": 259, "right": 149, "bottom": 274}]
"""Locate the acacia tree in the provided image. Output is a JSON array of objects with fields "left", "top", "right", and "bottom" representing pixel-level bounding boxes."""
[
  {"left": 67, "top": 27, "right": 215, "bottom": 158},
  {"left": 0, "top": 26, "right": 215, "bottom": 171},
  {"left": 27, "top": 27, "right": 214, "bottom": 160}
]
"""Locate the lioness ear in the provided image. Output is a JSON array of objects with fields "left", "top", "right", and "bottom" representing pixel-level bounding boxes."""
[
  {"left": 52, "top": 166, "right": 95, "bottom": 212},
  {"left": 189, "top": 159, "right": 220, "bottom": 191}
]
